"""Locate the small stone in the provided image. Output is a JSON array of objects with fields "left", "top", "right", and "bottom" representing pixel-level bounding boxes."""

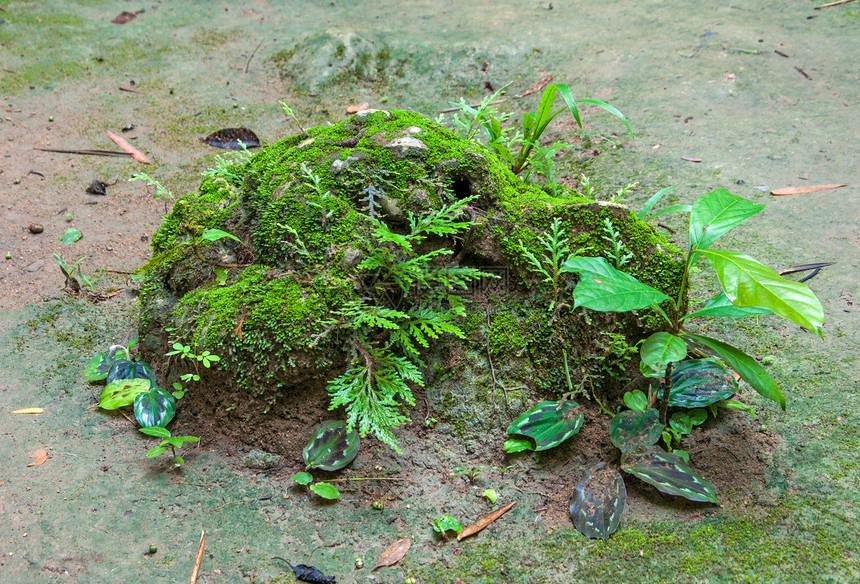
[
  {"left": 28, "top": 224, "right": 44, "bottom": 234},
  {"left": 346, "top": 102, "right": 370, "bottom": 114},
  {"left": 384, "top": 136, "right": 427, "bottom": 157},
  {"left": 25, "top": 259, "right": 45, "bottom": 272},
  {"left": 242, "top": 448, "right": 283, "bottom": 469}
]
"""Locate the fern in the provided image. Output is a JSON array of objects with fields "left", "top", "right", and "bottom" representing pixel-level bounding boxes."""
[{"left": 517, "top": 217, "right": 576, "bottom": 311}]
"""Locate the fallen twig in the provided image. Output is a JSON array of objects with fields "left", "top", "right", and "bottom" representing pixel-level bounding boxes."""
[
  {"left": 815, "top": 0, "right": 856, "bottom": 8},
  {"left": 457, "top": 501, "right": 516, "bottom": 541},
  {"left": 190, "top": 530, "right": 205, "bottom": 584},
  {"left": 244, "top": 40, "right": 265, "bottom": 73},
  {"left": 119, "top": 86, "right": 144, "bottom": 94},
  {"left": 105, "top": 130, "right": 152, "bottom": 164},
  {"left": 35, "top": 147, "right": 131, "bottom": 158}
]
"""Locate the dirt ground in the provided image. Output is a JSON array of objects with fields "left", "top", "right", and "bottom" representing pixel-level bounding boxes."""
[{"left": 1, "top": 2, "right": 858, "bottom": 583}]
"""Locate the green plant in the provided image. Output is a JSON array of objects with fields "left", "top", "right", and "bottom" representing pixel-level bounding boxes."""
[
  {"left": 54, "top": 253, "right": 92, "bottom": 290},
  {"left": 445, "top": 84, "right": 512, "bottom": 141},
  {"left": 327, "top": 196, "right": 494, "bottom": 450},
  {"left": 516, "top": 217, "right": 577, "bottom": 312},
  {"left": 483, "top": 83, "right": 632, "bottom": 176},
  {"left": 504, "top": 400, "right": 584, "bottom": 452},
  {"left": 451, "top": 466, "right": 486, "bottom": 484},
  {"left": 303, "top": 420, "right": 360, "bottom": 471},
  {"left": 130, "top": 173, "right": 176, "bottom": 202},
  {"left": 139, "top": 427, "right": 199, "bottom": 467},
  {"left": 201, "top": 142, "right": 253, "bottom": 183},
  {"left": 279, "top": 100, "right": 308, "bottom": 135},
  {"left": 481, "top": 488, "right": 499, "bottom": 504},
  {"left": 432, "top": 514, "right": 463, "bottom": 538},
  {"left": 599, "top": 217, "right": 633, "bottom": 269},
  {"left": 527, "top": 142, "right": 571, "bottom": 196}
]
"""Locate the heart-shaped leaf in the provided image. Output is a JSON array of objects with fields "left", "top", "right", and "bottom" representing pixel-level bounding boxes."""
[
  {"left": 609, "top": 409, "right": 663, "bottom": 452},
  {"left": 623, "top": 390, "right": 648, "bottom": 413},
  {"left": 562, "top": 257, "right": 670, "bottom": 312},
  {"left": 570, "top": 463, "right": 626, "bottom": 540},
  {"left": 666, "top": 358, "right": 737, "bottom": 408},
  {"left": 133, "top": 387, "right": 176, "bottom": 428},
  {"left": 83, "top": 352, "right": 115, "bottom": 382},
  {"left": 669, "top": 412, "right": 693, "bottom": 436},
  {"left": 309, "top": 482, "right": 340, "bottom": 500},
  {"left": 303, "top": 421, "right": 360, "bottom": 471},
  {"left": 506, "top": 400, "right": 583, "bottom": 451},
  {"left": 639, "top": 332, "right": 687, "bottom": 377},
  {"left": 291, "top": 471, "right": 313, "bottom": 485},
  {"left": 99, "top": 378, "right": 151, "bottom": 410},
  {"left": 106, "top": 359, "right": 157, "bottom": 387},
  {"left": 621, "top": 446, "right": 718, "bottom": 503}
]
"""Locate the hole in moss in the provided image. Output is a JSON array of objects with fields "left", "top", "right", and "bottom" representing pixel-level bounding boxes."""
[{"left": 450, "top": 178, "right": 472, "bottom": 200}]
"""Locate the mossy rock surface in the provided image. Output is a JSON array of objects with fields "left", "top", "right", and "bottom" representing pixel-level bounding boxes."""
[{"left": 138, "top": 110, "right": 685, "bottom": 454}]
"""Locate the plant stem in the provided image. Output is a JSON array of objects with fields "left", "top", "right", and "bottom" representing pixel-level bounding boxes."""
[{"left": 659, "top": 362, "right": 673, "bottom": 425}]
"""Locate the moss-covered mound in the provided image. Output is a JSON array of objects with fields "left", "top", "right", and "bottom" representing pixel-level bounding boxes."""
[{"left": 139, "top": 110, "right": 685, "bottom": 453}]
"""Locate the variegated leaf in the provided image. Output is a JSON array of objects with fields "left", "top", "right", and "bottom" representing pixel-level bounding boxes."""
[
  {"left": 303, "top": 420, "right": 360, "bottom": 471},
  {"left": 570, "top": 463, "right": 626, "bottom": 540},
  {"left": 621, "top": 446, "right": 718, "bottom": 503},
  {"left": 667, "top": 358, "right": 737, "bottom": 408},
  {"left": 506, "top": 400, "right": 583, "bottom": 451},
  {"left": 609, "top": 409, "right": 663, "bottom": 452}
]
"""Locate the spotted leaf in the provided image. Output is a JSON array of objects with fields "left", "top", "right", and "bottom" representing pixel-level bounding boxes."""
[
  {"left": 106, "top": 359, "right": 157, "bottom": 387},
  {"left": 621, "top": 446, "right": 718, "bottom": 503},
  {"left": 133, "top": 387, "right": 176, "bottom": 428},
  {"left": 99, "top": 378, "right": 151, "bottom": 410},
  {"left": 82, "top": 352, "right": 115, "bottom": 382},
  {"left": 506, "top": 400, "right": 583, "bottom": 451},
  {"left": 609, "top": 409, "right": 662, "bottom": 452},
  {"left": 303, "top": 420, "right": 360, "bottom": 471},
  {"left": 570, "top": 463, "right": 626, "bottom": 540},
  {"left": 666, "top": 358, "right": 737, "bottom": 408}
]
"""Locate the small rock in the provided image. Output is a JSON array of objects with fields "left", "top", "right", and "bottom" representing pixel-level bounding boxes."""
[
  {"left": 25, "top": 259, "right": 45, "bottom": 272},
  {"left": 384, "top": 136, "right": 427, "bottom": 156},
  {"left": 242, "top": 448, "right": 283, "bottom": 470},
  {"left": 345, "top": 102, "right": 370, "bottom": 114},
  {"left": 28, "top": 224, "right": 44, "bottom": 234}
]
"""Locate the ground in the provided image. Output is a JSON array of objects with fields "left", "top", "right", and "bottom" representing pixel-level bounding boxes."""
[{"left": 0, "top": 2, "right": 858, "bottom": 583}]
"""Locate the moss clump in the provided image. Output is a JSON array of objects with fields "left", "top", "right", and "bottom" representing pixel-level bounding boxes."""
[{"left": 139, "top": 109, "right": 686, "bottom": 451}]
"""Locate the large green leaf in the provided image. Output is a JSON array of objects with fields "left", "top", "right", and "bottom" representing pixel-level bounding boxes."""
[
  {"left": 621, "top": 446, "right": 718, "bottom": 504},
  {"left": 506, "top": 400, "right": 584, "bottom": 451},
  {"left": 106, "top": 359, "right": 157, "bottom": 387},
  {"left": 303, "top": 421, "right": 360, "bottom": 471},
  {"left": 574, "top": 97, "right": 634, "bottom": 138},
  {"left": 570, "top": 463, "right": 626, "bottom": 540},
  {"left": 639, "top": 332, "right": 687, "bottom": 378},
  {"left": 133, "top": 387, "right": 176, "bottom": 428},
  {"left": 682, "top": 333, "right": 785, "bottom": 409},
  {"left": 609, "top": 409, "right": 663, "bottom": 453},
  {"left": 689, "top": 188, "right": 764, "bottom": 252},
  {"left": 685, "top": 291, "right": 774, "bottom": 320},
  {"left": 562, "top": 257, "right": 670, "bottom": 312},
  {"left": 99, "top": 378, "right": 151, "bottom": 410},
  {"left": 82, "top": 352, "right": 114, "bottom": 382},
  {"left": 697, "top": 250, "right": 824, "bottom": 336},
  {"left": 667, "top": 358, "right": 737, "bottom": 408}
]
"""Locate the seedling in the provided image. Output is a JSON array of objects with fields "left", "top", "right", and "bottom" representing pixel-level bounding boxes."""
[{"left": 139, "top": 427, "right": 199, "bottom": 467}]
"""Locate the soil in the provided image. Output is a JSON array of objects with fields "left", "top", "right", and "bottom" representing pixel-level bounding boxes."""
[{"left": 1, "top": 2, "right": 858, "bottom": 583}]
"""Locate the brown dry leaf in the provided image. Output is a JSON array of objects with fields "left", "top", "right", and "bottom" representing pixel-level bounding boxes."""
[
  {"left": 454, "top": 579, "right": 466, "bottom": 584},
  {"left": 681, "top": 156, "right": 702, "bottom": 162},
  {"left": 190, "top": 530, "right": 205, "bottom": 584},
  {"left": 111, "top": 10, "right": 144, "bottom": 24},
  {"left": 104, "top": 130, "right": 152, "bottom": 164},
  {"left": 27, "top": 448, "right": 50, "bottom": 467},
  {"left": 345, "top": 102, "right": 371, "bottom": 115},
  {"left": 770, "top": 183, "right": 847, "bottom": 196},
  {"left": 514, "top": 75, "right": 554, "bottom": 98},
  {"left": 372, "top": 537, "right": 410, "bottom": 570},
  {"left": 12, "top": 408, "right": 44, "bottom": 414},
  {"left": 457, "top": 501, "right": 516, "bottom": 541}
]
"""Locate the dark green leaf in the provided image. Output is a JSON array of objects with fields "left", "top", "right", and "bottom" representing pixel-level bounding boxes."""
[
  {"left": 139, "top": 426, "right": 171, "bottom": 438},
  {"left": 639, "top": 332, "right": 687, "bottom": 378},
  {"left": 303, "top": 420, "right": 360, "bottom": 471},
  {"left": 689, "top": 188, "right": 764, "bottom": 252},
  {"left": 106, "top": 359, "right": 157, "bottom": 387},
  {"left": 83, "top": 352, "right": 114, "bottom": 382},
  {"left": 59, "top": 228, "right": 82, "bottom": 245},
  {"left": 503, "top": 438, "right": 534, "bottom": 453},
  {"left": 669, "top": 412, "right": 693, "bottom": 436},
  {"left": 621, "top": 446, "right": 719, "bottom": 504},
  {"left": 697, "top": 249, "right": 824, "bottom": 336},
  {"left": 310, "top": 482, "right": 340, "bottom": 500},
  {"left": 133, "top": 388, "right": 176, "bottom": 428},
  {"left": 563, "top": 257, "right": 671, "bottom": 312},
  {"left": 685, "top": 292, "right": 775, "bottom": 320},
  {"left": 291, "top": 471, "right": 313, "bottom": 485},
  {"left": 683, "top": 333, "right": 785, "bottom": 409},
  {"left": 569, "top": 463, "right": 626, "bottom": 540},
  {"left": 506, "top": 400, "right": 583, "bottom": 451},
  {"left": 623, "top": 390, "right": 648, "bottom": 413},
  {"left": 609, "top": 409, "right": 663, "bottom": 452},
  {"left": 432, "top": 514, "right": 463, "bottom": 534},
  {"left": 99, "top": 378, "right": 150, "bottom": 410},
  {"left": 666, "top": 358, "right": 738, "bottom": 408}
]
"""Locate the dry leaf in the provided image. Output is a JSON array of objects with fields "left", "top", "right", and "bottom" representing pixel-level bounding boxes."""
[
  {"left": 372, "top": 537, "right": 410, "bottom": 570},
  {"left": 681, "top": 156, "right": 702, "bottom": 162},
  {"left": 770, "top": 184, "right": 847, "bottom": 196},
  {"left": 111, "top": 10, "right": 144, "bottom": 24},
  {"left": 454, "top": 580, "right": 466, "bottom": 584},
  {"left": 346, "top": 102, "right": 371, "bottom": 115},
  {"left": 12, "top": 408, "right": 44, "bottom": 414},
  {"left": 27, "top": 448, "right": 50, "bottom": 467},
  {"left": 514, "top": 75, "right": 554, "bottom": 99},
  {"left": 104, "top": 130, "right": 152, "bottom": 164},
  {"left": 457, "top": 501, "right": 516, "bottom": 541}
]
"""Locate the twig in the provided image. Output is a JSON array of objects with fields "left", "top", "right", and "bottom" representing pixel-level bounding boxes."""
[
  {"left": 244, "top": 40, "right": 265, "bottom": 73},
  {"left": 328, "top": 476, "right": 411, "bottom": 483},
  {"left": 815, "top": 0, "right": 855, "bottom": 8},
  {"left": 35, "top": 147, "right": 131, "bottom": 158},
  {"left": 119, "top": 86, "right": 144, "bottom": 94},
  {"left": 190, "top": 530, "right": 205, "bottom": 584},
  {"left": 794, "top": 66, "right": 812, "bottom": 80},
  {"left": 658, "top": 362, "right": 673, "bottom": 425}
]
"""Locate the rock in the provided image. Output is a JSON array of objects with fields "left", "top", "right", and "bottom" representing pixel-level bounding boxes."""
[{"left": 243, "top": 449, "right": 283, "bottom": 470}]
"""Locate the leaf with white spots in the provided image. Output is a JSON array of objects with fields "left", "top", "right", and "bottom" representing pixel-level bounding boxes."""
[
  {"left": 621, "top": 446, "right": 718, "bottom": 504},
  {"left": 303, "top": 420, "right": 360, "bottom": 471},
  {"left": 570, "top": 463, "right": 626, "bottom": 540},
  {"left": 506, "top": 400, "right": 583, "bottom": 451}
]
